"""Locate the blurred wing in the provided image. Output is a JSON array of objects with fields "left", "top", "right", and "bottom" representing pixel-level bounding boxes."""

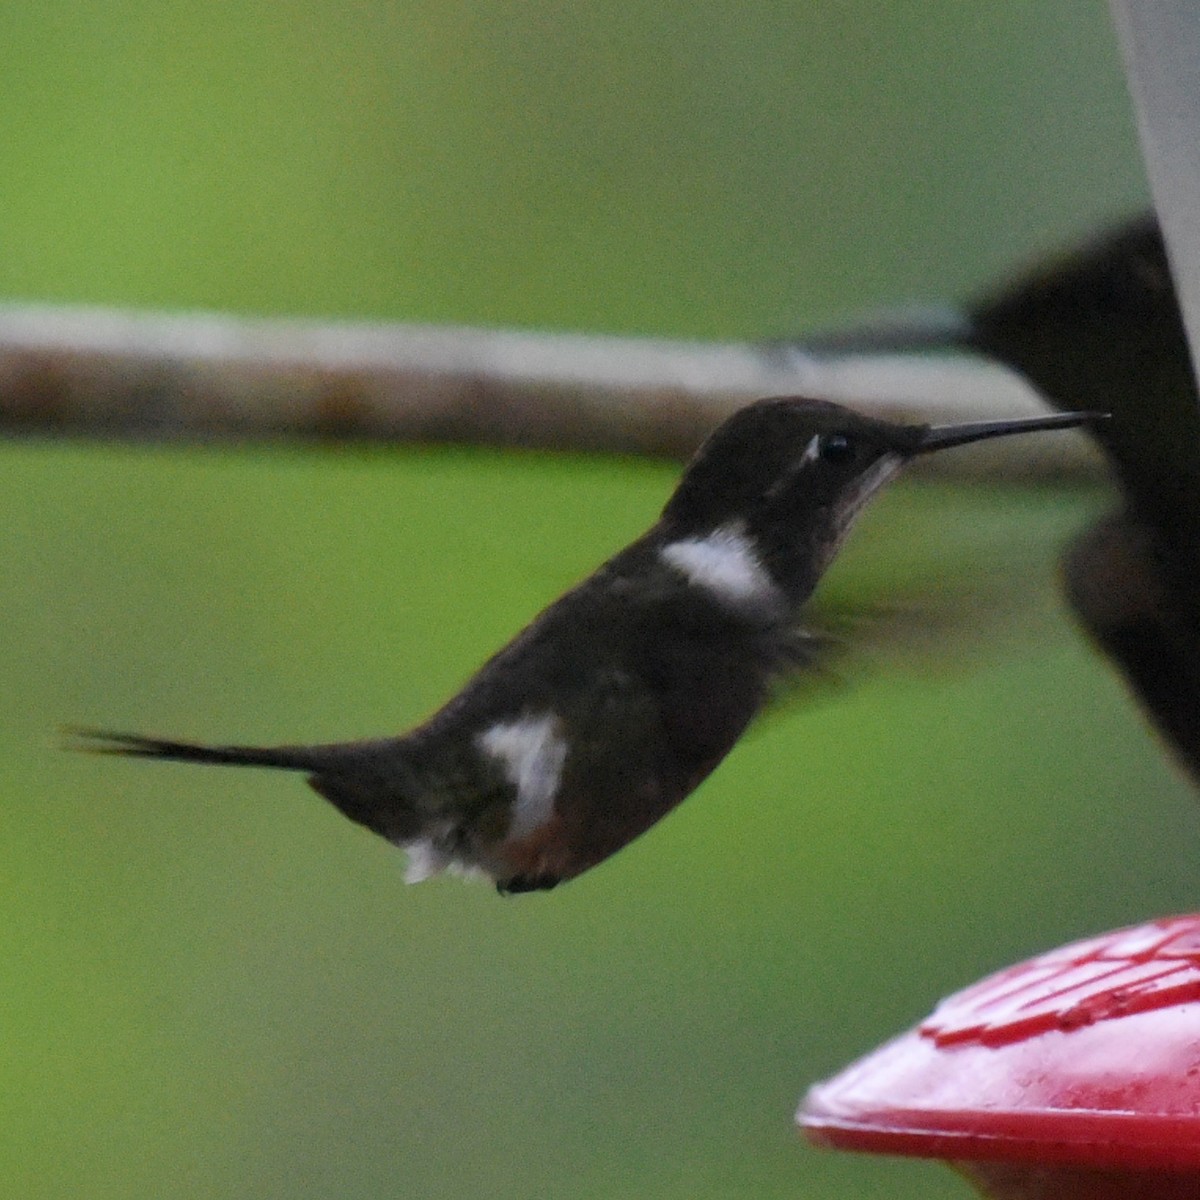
[{"left": 762, "top": 481, "right": 1087, "bottom": 716}]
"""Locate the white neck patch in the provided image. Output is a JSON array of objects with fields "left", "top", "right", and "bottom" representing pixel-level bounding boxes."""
[
  {"left": 660, "top": 522, "right": 778, "bottom": 608},
  {"left": 475, "top": 712, "right": 568, "bottom": 839}
]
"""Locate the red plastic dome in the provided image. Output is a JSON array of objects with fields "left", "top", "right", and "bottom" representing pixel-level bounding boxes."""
[{"left": 801, "top": 915, "right": 1200, "bottom": 1198}]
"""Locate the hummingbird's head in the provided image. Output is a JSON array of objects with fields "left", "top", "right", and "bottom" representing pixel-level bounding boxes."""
[{"left": 659, "top": 397, "right": 1100, "bottom": 602}]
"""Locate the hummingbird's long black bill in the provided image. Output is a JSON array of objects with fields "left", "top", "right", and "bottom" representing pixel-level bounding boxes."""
[{"left": 914, "top": 410, "right": 1107, "bottom": 454}]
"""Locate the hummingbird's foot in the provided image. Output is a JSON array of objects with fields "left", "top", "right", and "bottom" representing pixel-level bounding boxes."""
[{"left": 496, "top": 873, "right": 561, "bottom": 896}]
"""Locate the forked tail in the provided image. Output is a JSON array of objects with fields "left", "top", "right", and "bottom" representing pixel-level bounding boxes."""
[
  {"left": 67, "top": 728, "right": 327, "bottom": 772},
  {"left": 71, "top": 727, "right": 417, "bottom": 844}
]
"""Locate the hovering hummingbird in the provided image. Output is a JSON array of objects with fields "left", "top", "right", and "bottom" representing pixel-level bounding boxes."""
[{"left": 76, "top": 398, "right": 1099, "bottom": 894}]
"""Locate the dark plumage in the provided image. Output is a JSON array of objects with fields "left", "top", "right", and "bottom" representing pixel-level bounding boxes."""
[{"left": 75, "top": 397, "right": 1098, "bottom": 893}]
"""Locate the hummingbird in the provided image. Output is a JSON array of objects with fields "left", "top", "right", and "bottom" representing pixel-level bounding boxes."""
[{"left": 75, "top": 398, "right": 1099, "bottom": 894}]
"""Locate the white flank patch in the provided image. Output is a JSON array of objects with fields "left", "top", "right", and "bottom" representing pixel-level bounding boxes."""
[
  {"left": 475, "top": 712, "right": 568, "bottom": 839},
  {"left": 402, "top": 837, "right": 449, "bottom": 884},
  {"left": 660, "top": 522, "right": 777, "bottom": 608},
  {"left": 402, "top": 832, "right": 488, "bottom": 884}
]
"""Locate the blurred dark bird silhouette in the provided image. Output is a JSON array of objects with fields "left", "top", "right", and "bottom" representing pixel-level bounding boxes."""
[{"left": 798, "top": 212, "right": 1200, "bottom": 782}]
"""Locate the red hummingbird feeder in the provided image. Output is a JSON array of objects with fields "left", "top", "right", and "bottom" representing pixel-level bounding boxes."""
[{"left": 799, "top": 915, "right": 1200, "bottom": 1198}]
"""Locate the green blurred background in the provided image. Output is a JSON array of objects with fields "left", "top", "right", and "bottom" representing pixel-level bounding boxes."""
[{"left": 0, "top": 3, "right": 1192, "bottom": 1197}]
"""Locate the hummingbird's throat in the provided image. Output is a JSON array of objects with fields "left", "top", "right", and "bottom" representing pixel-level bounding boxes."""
[
  {"left": 833, "top": 453, "right": 903, "bottom": 538},
  {"left": 806, "top": 452, "right": 904, "bottom": 581}
]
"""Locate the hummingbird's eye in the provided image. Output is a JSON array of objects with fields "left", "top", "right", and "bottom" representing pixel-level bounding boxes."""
[{"left": 817, "top": 433, "right": 855, "bottom": 463}]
